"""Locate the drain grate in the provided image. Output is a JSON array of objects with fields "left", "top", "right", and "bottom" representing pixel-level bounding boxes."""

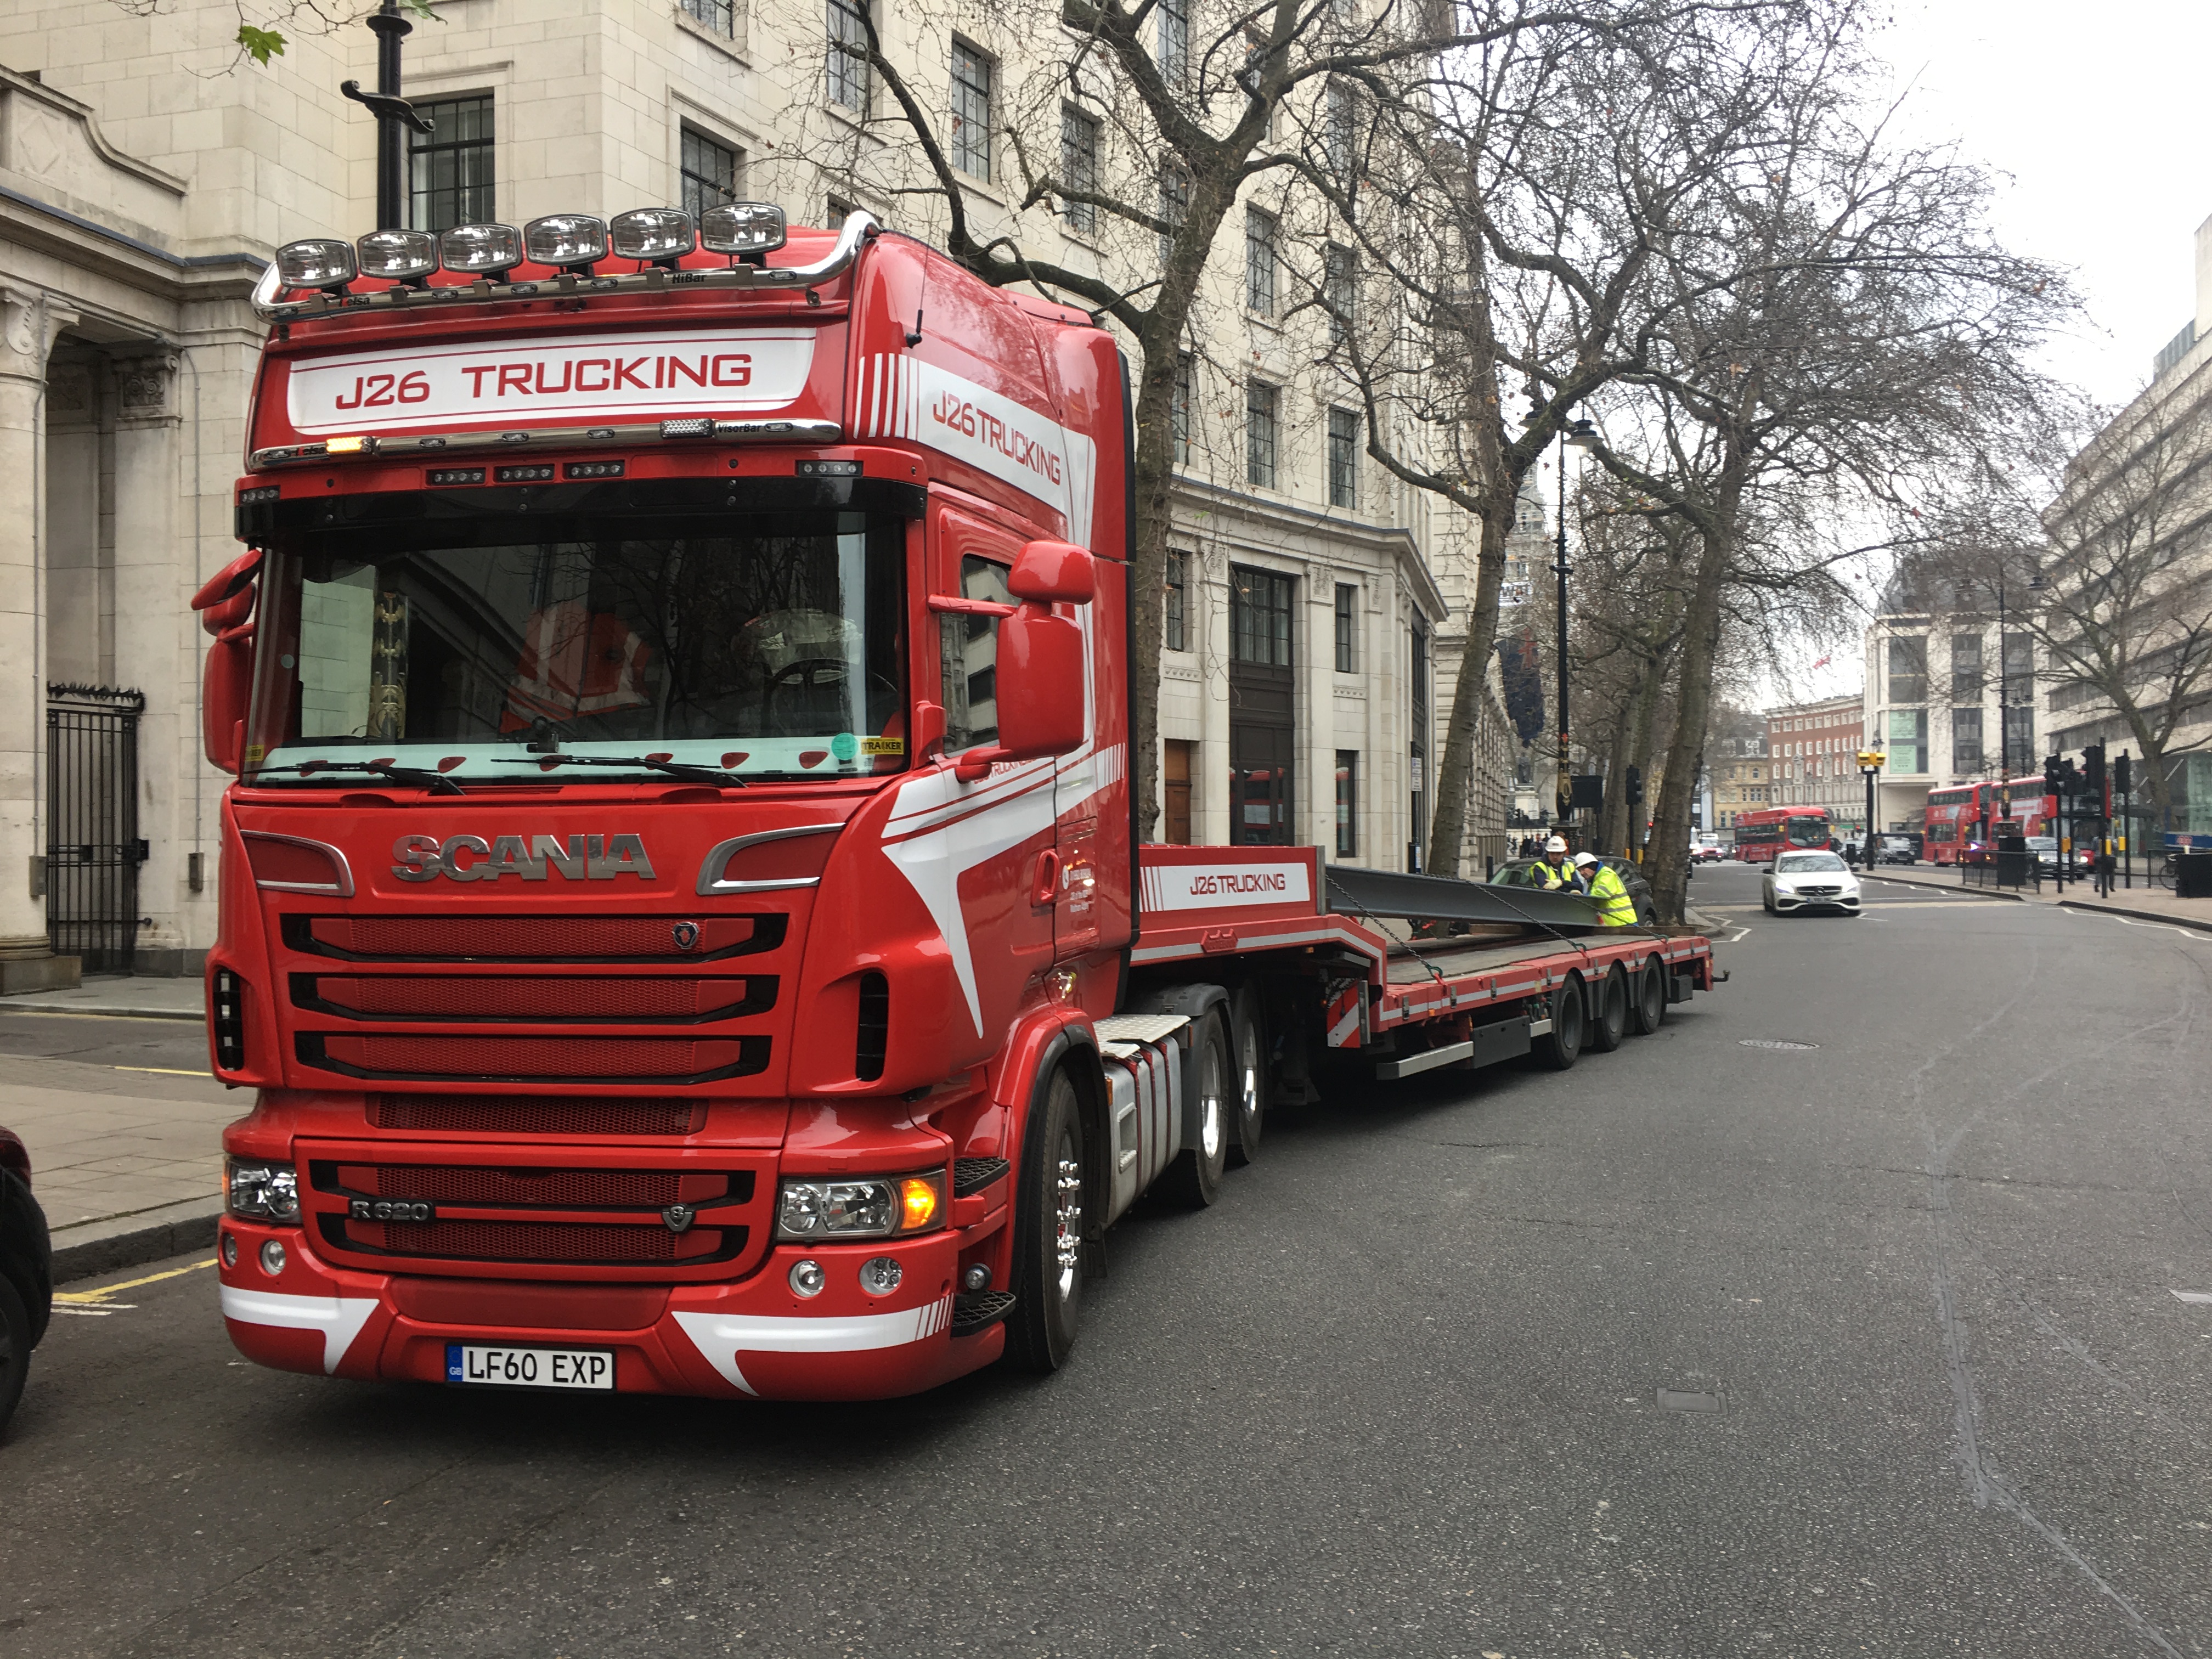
[
  {"left": 1739, "top": 1038, "right": 1819, "bottom": 1051},
  {"left": 1657, "top": 1389, "right": 1722, "bottom": 1413}
]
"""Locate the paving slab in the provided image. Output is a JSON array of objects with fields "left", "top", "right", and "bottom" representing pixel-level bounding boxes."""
[{"left": 0, "top": 973, "right": 206, "bottom": 1020}]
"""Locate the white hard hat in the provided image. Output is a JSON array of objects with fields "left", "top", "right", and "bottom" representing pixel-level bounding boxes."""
[
  {"left": 1573, "top": 851, "right": 1598, "bottom": 867},
  {"left": 1544, "top": 836, "right": 1568, "bottom": 854}
]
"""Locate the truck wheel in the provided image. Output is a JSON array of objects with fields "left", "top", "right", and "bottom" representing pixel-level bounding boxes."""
[
  {"left": 1588, "top": 964, "right": 1629, "bottom": 1053},
  {"left": 0, "top": 1274, "right": 29, "bottom": 1437},
  {"left": 1002, "top": 1069, "right": 1086, "bottom": 1374},
  {"left": 1159, "top": 1012, "right": 1229, "bottom": 1207},
  {"left": 1631, "top": 961, "right": 1667, "bottom": 1035},
  {"left": 1227, "top": 986, "right": 1266, "bottom": 1165},
  {"left": 1536, "top": 978, "right": 1584, "bottom": 1070}
]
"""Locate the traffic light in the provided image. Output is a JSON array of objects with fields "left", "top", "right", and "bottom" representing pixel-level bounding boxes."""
[
  {"left": 2058, "top": 756, "right": 2081, "bottom": 795},
  {"left": 2115, "top": 751, "right": 2132, "bottom": 796},
  {"left": 2043, "top": 754, "right": 2062, "bottom": 795},
  {"left": 1625, "top": 765, "right": 1644, "bottom": 805},
  {"left": 2084, "top": 743, "right": 2107, "bottom": 793}
]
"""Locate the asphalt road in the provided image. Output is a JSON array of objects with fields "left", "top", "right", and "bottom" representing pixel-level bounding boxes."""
[
  {"left": 5, "top": 864, "right": 2209, "bottom": 1658},
  {"left": 0, "top": 1010, "right": 212, "bottom": 1074}
]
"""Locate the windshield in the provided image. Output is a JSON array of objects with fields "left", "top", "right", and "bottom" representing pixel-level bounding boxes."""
[
  {"left": 244, "top": 507, "right": 906, "bottom": 785},
  {"left": 1785, "top": 816, "right": 1830, "bottom": 846},
  {"left": 1776, "top": 853, "right": 1847, "bottom": 872}
]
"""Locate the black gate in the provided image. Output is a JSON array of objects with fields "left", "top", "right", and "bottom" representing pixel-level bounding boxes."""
[{"left": 47, "top": 685, "right": 146, "bottom": 975}]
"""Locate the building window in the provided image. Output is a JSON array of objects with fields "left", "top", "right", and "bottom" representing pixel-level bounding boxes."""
[
  {"left": 2003, "top": 704, "right": 2034, "bottom": 769},
  {"left": 1334, "top": 583, "right": 1357, "bottom": 672},
  {"left": 679, "top": 128, "right": 741, "bottom": 221},
  {"left": 1327, "top": 406, "right": 1359, "bottom": 508},
  {"left": 408, "top": 95, "right": 495, "bottom": 234},
  {"left": 1410, "top": 622, "right": 1428, "bottom": 713},
  {"left": 826, "top": 194, "right": 857, "bottom": 228},
  {"left": 1950, "top": 632, "right": 1982, "bottom": 702},
  {"left": 1953, "top": 708, "right": 1983, "bottom": 775},
  {"left": 950, "top": 41, "right": 993, "bottom": 180},
  {"left": 1887, "top": 634, "right": 1927, "bottom": 704},
  {"left": 1159, "top": 0, "right": 1188, "bottom": 86},
  {"left": 1336, "top": 752, "right": 1358, "bottom": 855},
  {"left": 1164, "top": 739, "right": 1196, "bottom": 845},
  {"left": 681, "top": 0, "right": 735, "bottom": 37},
  {"left": 1060, "top": 105, "right": 1099, "bottom": 234},
  {"left": 1158, "top": 163, "right": 1188, "bottom": 262},
  {"left": 1171, "top": 352, "right": 1193, "bottom": 465},
  {"left": 1887, "top": 708, "right": 1927, "bottom": 775},
  {"left": 2001, "top": 630, "right": 2034, "bottom": 692},
  {"left": 1230, "top": 566, "right": 1293, "bottom": 667},
  {"left": 1165, "top": 551, "right": 1189, "bottom": 651},
  {"left": 941, "top": 556, "right": 1012, "bottom": 752},
  {"left": 1245, "top": 208, "right": 1278, "bottom": 315},
  {"left": 1325, "top": 80, "right": 1358, "bottom": 184},
  {"left": 1323, "top": 243, "right": 1356, "bottom": 342},
  {"left": 827, "top": 0, "right": 871, "bottom": 110},
  {"left": 1245, "top": 380, "right": 1278, "bottom": 489}
]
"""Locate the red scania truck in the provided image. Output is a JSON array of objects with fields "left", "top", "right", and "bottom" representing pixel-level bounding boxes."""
[{"left": 202, "top": 204, "right": 1714, "bottom": 1400}]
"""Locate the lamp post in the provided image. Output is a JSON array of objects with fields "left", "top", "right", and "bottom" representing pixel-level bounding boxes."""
[
  {"left": 1551, "top": 416, "right": 1599, "bottom": 839},
  {"left": 1857, "top": 748, "right": 1886, "bottom": 864},
  {"left": 340, "top": 0, "right": 433, "bottom": 231}
]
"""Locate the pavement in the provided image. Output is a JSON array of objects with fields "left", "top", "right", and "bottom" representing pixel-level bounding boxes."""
[
  {"left": 0, "top": 983, "right": 233, "bottom": 1281},
  {"left": 2, "top": 864, "right": 2208, "bottom": 1657}
]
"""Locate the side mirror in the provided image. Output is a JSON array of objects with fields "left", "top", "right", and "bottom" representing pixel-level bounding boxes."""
[
  {"left": 193, "top": 546, "right": 263, "bottom": 623},
  {"left": 1008, "top": 539, "right": 1095, "bottom": 605},
  {"left": 953, "top": 608, "right": 1086, "bottom": 780},
  {"left": 203, "top": 625, "right": 252, "bottom": 775}
]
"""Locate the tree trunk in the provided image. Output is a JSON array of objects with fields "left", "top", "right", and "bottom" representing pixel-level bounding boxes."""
[
  {"left": 1623, "top": 642, "right": 1668, "bottom": 860},
  {"left": 1425, "top": 496, "right": 1513, "bottom": 878},
  {"left": 1594, "top": 684, "right": 1638, "bottom": 856},
  {"left": 1645, "top": 495, "right": 1739, "bottom": 923}
]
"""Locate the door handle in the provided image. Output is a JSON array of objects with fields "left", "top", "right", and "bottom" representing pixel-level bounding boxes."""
[{"left": 1032, "top": 849, "right": 1062, "bottom": 907}]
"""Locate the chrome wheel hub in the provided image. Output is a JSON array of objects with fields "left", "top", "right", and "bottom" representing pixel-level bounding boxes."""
[
  {"left": 1199, "top": 1045, "right": 1224, "bottom": 1160},
  {"left": 1053, "top": 1146, "right": 1082, "bottom": 1302}
]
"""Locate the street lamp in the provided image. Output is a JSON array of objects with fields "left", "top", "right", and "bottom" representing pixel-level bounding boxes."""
[
  {"left": 1989, "top": 563, "right": 2047, "bottom": 786},
  {"left": 1552, "top": 416, "right": 1599, "bottom": 836},
  {"left": 1857, "top": 748, "right": 1886, "bottom": 864},
  {"left": 340, "top": 0, "right": 433, "bottom": 231}
]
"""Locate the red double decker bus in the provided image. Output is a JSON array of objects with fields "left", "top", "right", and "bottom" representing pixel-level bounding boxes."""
[
  {"left": 1732, "top": 806, "right": 1836, "bottom": 862},
  {"left": 1923, "top": 779, "right": 2054, "bottom": 864}
]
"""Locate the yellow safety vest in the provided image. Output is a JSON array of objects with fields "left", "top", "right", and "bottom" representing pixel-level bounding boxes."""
[
  {"left": 1587, "top": 863, "right": 1638, "bottom": 926},
  {"left": 1536, "top": 861, "right": 1572, "bottom": 890}
]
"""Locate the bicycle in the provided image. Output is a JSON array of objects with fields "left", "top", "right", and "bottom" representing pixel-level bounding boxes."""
[{"left": 2151, "top": 851, "right": 2180, "bottom": 891}]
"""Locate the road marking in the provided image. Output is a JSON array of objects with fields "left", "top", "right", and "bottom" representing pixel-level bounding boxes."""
[
  {"left": 54, "top": 1257, "right": 218, "bottom": 1305},
  {"left": 2172, "top": 1290, "right": 2212, "bottom": 1306},
  {"left": 113, "top": 1065, "right": 215, "bottom": 1077}
]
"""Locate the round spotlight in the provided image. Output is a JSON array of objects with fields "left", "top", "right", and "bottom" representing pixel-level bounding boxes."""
[
  {"left": 788, "top": 1258, "right": 825, "bottom": 1299},
  {"left": 220, "top": 1232, "right": 238, "bottom": 1268},
  {"left": 258, "top": 1239, "right": 287, "bottom": 1278},
  {"left": 611, "top": 207, "right": 695, "bottom": 262},
  {"left": 274, "top": 238, "right": 357, "bottom": 291},
  {"left": 524, "top": 213, "right": 610, "bottom": 269},
  {"left": 961, "top": 1262, "right": 991, "bottom": 1293},
  {"left": 858, "top": 1256, "right": 903, "bottom": 1296},
  {"left": 357, "top": 228, "right": 439, "bottom": 281},
  {"left": 439, "top": 222, "right": 523, "bottom": 275},
  {"left": 699, "top": 202, "right": 788, "bottom": 257}
]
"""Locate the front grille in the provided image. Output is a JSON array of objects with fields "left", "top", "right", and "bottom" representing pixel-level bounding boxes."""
[
  {"left": 1795, "top": 886, "right": 1842, "bottom": 897},
  {"left": 341, "top": 1218, "right": 736, "bottom": 1264},
  {"left": 286, "top": 912, "right": 786, "bottom": 963},
  {"left": 300, "top": 1032, "right": 769, "bottom": 1084},
  {"left": 368, "top": 1094, "right": 707, "bottom": 1136},
  {"left": 338, "top": 1164, "right": 749, "bottom": 1207},
  {"left": 855, "top": 970, "right": 888, "bottom": 1081},
  {"left": 296, "top": 973, "right": 773, "bottom": 1023}
]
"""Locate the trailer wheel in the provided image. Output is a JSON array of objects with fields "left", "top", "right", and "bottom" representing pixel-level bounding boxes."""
[
  {"left": 1003, "top": 1068, "right": 1086, "bottom": 1373},
  {"left": 1587, "top": 964, "right": 1629, "bottom": 1053},
  {"left": 1159, "top": 1012, "right": 1229, "bottom": 1207},
  {"left": 1536, "top": 977, "right": 1585, "bottom": 1070},
  {"left": 1631, "top": 961, "right": 1667, "bottom": 1035},
  {"left": 1227, "top": 986, "right": 1266, "bottom": 1165}
]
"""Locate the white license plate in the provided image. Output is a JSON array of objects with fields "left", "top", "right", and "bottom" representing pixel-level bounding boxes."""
[{"left": 445, "top": 1343, "right": 615, "bottom": 1391}]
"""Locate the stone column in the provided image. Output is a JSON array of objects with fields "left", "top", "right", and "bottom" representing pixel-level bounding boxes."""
[
  {"left": 0, "top": 288, "right": 81, "bottom": 994},
  {"left": 1199, "top": 549, "right": 1231, "bottom": 847},
  {"left": 111, "top": 349, "right": 185, "bottom": 975}
]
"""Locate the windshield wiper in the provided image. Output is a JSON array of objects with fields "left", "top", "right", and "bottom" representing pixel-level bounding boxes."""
[
  {"left": 526, "top": 753, "right": 747, "bottom": 787},
  {"left": 248, "top": 758, "right": 466, "bottom": 795}
]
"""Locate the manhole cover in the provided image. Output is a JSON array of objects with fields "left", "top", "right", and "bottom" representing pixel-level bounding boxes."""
[{"left": 1739, "top": 1039, "right": 1819, "bottom": 1051}]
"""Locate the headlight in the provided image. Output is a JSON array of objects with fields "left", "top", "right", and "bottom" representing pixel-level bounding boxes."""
[
  {"left": 699, "top": 201, "right": 788, "bottom": 256},
  {"left": 611, "top": 207, "right": 695, "bottom": 261},
  {"left": 775, "top": 1171, "right": 945, "bottom": 1240},
  {"left": 524, "top": 212, "right": 609, "bottom": 268},
  {"left": 225, "top": 1158, "right": 301, "bottom": 1222},
  {"left": 275, "top": 238, "right": 356, "bottom": 290}
]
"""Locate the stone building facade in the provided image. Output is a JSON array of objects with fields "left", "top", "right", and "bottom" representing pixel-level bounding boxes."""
[
  {"left": 0, "top": 0, "right": 1505, "bottom": 984},
  {"left": 1763, "top": 695, "right": 1866, "bottom": 836}
]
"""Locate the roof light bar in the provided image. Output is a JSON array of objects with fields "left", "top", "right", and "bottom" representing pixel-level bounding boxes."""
[
  {"left": 275, "top": 238, "right": 357, "bottom": 291},
  {"left": 525, "top": 213, "right": 610, "bottom": 270},
  {"left": 611, "top": 207, "right": 695, "bottom": 263},
  {"left": 357, "top": 228, "right": 439, "bottom": 282},
  {"left": 699, "top": 202, "right": 788, "bottom": 258},
  {"left": 247, "top": 417, "right": 842, "bottom": 471},
  {"left": 440, "top": 222, "right": 523, "bottom": 275}
]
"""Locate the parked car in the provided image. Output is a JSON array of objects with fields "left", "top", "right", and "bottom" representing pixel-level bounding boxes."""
[
  {"left": 1491, "top": 857, "right": 1660, "bottom": 926},
  {"left": 0, "top": 1127, "right": 52, "bottom": 1436},
  {"left": 1878, "top": 835, "right": 1920, "bottom": 865},
  {"left": 1762, "top": 849, "right": 1863, "bottom": 916}
]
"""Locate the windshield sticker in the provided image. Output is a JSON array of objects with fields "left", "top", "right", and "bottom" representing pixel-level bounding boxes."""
[
  {"left": 861, "top": 736, "right": 904, "bottom": 755},
  {"left": 831, "top": 732, "right": 859, "bottom": 762},
  {"left": 284, "top": 328, "right": 817, "bottom": 436}
]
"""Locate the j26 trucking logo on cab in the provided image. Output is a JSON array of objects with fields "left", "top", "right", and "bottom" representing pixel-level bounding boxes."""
[{"left": 391, "top": 833, "right": 656, "bottom": 883}]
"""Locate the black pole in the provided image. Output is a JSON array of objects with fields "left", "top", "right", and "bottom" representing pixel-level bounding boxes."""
[
  {"left": 1996, "top": 580, "right": 2007, "bottom": 781},
  {"left": 368, "top": 0, "right": 411, "bottom": 231},
  {"left": 1553, "top": 426, "right": 1571, "bottom": 843}
]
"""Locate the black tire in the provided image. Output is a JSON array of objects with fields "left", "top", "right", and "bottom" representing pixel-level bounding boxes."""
[
  {"left": 1588, "top": 964, "right": 1629, "bottom": 1053},
  {"left": 0, "top": 1273, "right": 30, "bottom": 1437},
  {"left": 1226, "top": 985, "right": 1266, "bottom": 1166},
  {"left": 1002, "top": 1068, "right": 1086, "bottom": 1374},
  {"left": 1159, "top": 1012, "right": 1229, "bottom": 1207},
  {"left": 1536, "top": 977, "right": 1585, "bottom": 1070},
  {"left": 1631, "top": 961, "right": 1668, "bottom": 1035}
]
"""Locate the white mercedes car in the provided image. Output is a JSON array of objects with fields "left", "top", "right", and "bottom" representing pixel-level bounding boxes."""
[{"left": 1762, "top": 849, "right": 1862, "bottom": 916}]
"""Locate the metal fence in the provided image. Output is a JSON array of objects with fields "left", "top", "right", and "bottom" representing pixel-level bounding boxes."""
[{"left": 47, "top": 685, "right": 146, "bottom": 974}]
